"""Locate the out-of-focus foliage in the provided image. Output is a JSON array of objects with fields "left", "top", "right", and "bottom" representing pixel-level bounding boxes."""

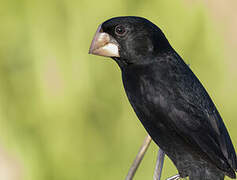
[{"left": 0, "top": 0, "right": 236, "bottom": 180}]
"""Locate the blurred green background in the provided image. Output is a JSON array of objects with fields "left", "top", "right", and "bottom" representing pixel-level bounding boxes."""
[{"left": 0, "top": 0, "right": 236, "bottom": 180}]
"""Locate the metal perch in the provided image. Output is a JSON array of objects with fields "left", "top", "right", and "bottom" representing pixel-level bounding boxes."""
[{"left": 153, "top": 148, "right": 165, "bottom": 180}]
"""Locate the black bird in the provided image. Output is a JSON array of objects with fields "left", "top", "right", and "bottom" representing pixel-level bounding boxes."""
[{"left": 89, "top": 16, "right": 237, "bottom": 180}]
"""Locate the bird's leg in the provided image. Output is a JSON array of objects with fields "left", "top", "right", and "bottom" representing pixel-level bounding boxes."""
[
  {"left": 166, "top": 174, "right": 180, "bottom": 180},
  {"left": 125, "top": 135, "right": 152, "bottom": 180},
  {"left": 153, "top": 148, "right": 165, "bottom": 180}
]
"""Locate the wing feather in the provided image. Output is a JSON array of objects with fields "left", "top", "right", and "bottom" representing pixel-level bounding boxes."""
[{"left": 158, "top": 57, "right": 237, "bottom": 173}]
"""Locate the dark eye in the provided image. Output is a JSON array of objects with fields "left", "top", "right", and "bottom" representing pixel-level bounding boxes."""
[{"left": 115, "top": 25, "right": 126, "bottom": 36}]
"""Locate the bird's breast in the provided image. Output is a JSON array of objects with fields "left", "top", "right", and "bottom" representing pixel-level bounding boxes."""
[{"left": 121, "top": 67, "right": 172, "bottom": 130}]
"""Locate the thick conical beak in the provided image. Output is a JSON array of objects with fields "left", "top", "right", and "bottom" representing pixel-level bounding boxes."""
[{"left": 89, "top": 24, "right": 120, "bottom": 57}]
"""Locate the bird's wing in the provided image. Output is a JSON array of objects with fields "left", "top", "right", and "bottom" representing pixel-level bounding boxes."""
[
  {"left": 167, "top": 95, "right": 237, "bottom": 172},
  {"left": 157, "top": 61, "right": 237, "bottom": 173}
]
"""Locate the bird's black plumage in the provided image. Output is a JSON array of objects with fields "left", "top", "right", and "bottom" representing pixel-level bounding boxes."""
[{"left": 91, "top": 16, "right": 237, "bottom": 180}]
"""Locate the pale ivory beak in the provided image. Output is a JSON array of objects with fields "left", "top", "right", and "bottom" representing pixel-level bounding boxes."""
[{"left": 89, "top": 24, "right": 120, "bottom": 57}]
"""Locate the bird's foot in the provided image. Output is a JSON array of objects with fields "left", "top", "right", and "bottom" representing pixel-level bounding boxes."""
[{"left": 166, "top": 174, "right": 180, "bottom": 180}]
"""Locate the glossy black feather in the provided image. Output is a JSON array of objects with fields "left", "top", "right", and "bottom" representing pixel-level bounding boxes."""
[{"left": 100, "top": 16, "right": 237, "bottom": 179}]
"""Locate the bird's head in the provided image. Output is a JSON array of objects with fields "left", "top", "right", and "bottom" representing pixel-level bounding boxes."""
[{"left": 89, "top": 16, "right": 172, "bottom": 68}]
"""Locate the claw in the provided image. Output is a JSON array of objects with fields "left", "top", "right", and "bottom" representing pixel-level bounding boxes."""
[{"left": 166, "top": 174, "right": 180, "bottom": 180}]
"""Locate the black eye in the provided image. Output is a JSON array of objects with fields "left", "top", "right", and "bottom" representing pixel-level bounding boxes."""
[{"left": 115, "top": 25, "right": 126, "bottom": 36}]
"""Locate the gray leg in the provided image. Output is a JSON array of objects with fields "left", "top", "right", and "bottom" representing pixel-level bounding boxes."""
[
  {"left": 125, "top": 135, "right": 152, "bottom": 180},
  {"left": 153, "top": 148, "right": 165, "bottom": 180},
  {"left": 166, "top": 174, "right": 180, "bottom": 180}
]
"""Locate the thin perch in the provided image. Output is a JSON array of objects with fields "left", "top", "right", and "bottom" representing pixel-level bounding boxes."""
[{"left": 125, "top": 135, "right": 152, "bottom": 180}]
